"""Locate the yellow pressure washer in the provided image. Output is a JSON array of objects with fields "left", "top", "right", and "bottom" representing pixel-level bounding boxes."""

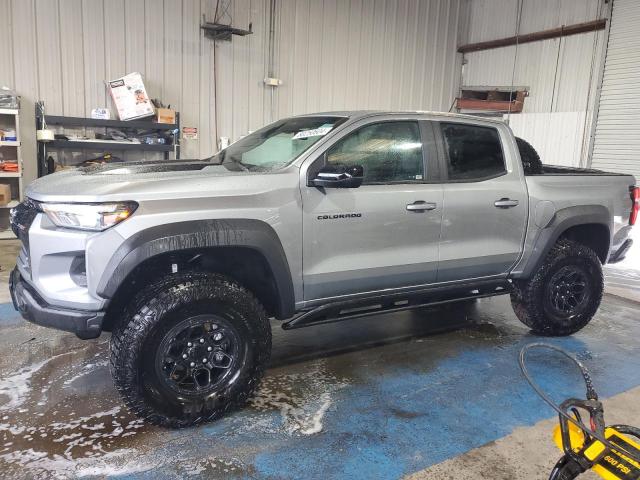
[{"left": 519, "top": 343, "right": 640, "bottom": 480}]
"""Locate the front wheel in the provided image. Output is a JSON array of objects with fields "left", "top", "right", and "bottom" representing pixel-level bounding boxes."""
[
  {"left": 511, "top": 239, "right": 603, "bottom": 336},
  {"left": 110, "top": 272, "right": 271, "bottom": 428}
]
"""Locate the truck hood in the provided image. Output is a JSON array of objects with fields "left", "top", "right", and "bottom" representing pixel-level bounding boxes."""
[{"left": 26, "top": 160, "right": 291, "bottom": 202}]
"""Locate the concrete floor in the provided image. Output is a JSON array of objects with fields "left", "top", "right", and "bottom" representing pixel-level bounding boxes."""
[{"left": 0, "top": 238, "right": 639, "bottom": 479}]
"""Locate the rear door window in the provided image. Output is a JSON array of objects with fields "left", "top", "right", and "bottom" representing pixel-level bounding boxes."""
[{"left": 440, "top": 123, "right": 506, "bottom": 181}]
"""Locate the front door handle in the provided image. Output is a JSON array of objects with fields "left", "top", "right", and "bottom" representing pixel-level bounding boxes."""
[
  {"left": 407, "top": 201, "right": 437, "bottom": 212},
  {"left": 494, "top": 198, "right": 519, "bottom": 209}
]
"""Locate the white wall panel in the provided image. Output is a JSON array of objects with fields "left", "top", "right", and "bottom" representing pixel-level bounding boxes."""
[
  {"left": 2, "top": 0, "right": 465, "bottom": 187},
  {"left": 273, "top": 0, "right": 463, "bottom": 120},
  {"left": 2, "top": 0, "right": 220, "bottom": 185},
  {"left": 11, "top": 0, "right": 39, "bottom": 185},
  {"left": 506, "top": 111, "right": 589, "bottom": 167},
  {"left": 124, "top": 0, "right": 146, "bottom": 74},
  {"left": 82, "top": 0, "right": 107, "bottom": 112},
  {"left": 144, "top": 0, "right": 165, "bottom": 102},
  {"left": 463, "top": 0, "right": 607, "bottom": 167},
  {"left": 59, "top": 0, "right": 86, "bottom": 117},
  {"left": 0, "top": 0, "right": 15, "bottom": 88},
  {"left": 105, "top": 0, "right": 127, "bottom": 83},
  {"left": 463, "top": 30, "right": 604, "bottom": 114},
  {"left": 468, "top": 0, "right": 601, "bottom": 43}
]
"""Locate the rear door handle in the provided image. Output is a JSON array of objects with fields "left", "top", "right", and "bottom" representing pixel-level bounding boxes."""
[
  {"left": 407, "top": 201, "right": 437, "bottom": 212},
  {"left": 494, "top": 198, "right": 519, "bottom": 209}
]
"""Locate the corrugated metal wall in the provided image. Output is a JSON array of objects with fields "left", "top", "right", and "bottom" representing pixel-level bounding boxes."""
[
  {"left": 467, "top": 0, "right": 602, "bottom": 43},
  {"left": 0, "top": 0, "right": 218, "bottom": 187},
  {"left": 273, "top": 0, "right": 463, "bottom": 117},
  {"left": 0, "top": 0, "right": 466, "bottom": 189},
  {"left": 208, "top": 0, "right": 466, "bottom": 144},
  {"left": 461, "top": 0, "right": 607, "bottom": 167},
  {"left": 591, "top": 0, "right": 640, "bottom": 179}
]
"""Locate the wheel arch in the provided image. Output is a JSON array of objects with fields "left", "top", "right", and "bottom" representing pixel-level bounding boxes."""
[
  {"left": 514, "top": 205, "right": 611, "bottom": 279},
  {"left": 98, "top": 219, "right": 295, "bottom": 326}
]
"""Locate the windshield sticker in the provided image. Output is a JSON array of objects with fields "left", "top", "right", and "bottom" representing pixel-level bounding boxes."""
[{"left": 293, "top": 126, "right": 333, "bottom": 140}]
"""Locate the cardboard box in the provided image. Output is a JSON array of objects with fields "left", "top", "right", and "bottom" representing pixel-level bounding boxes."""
[
  {"left": 0, "top": 184, "right": 11, "bottom": 206},
  {"left": 156, "top": 108, "right": 176, "bottom": 124},
  {"left": 107, "top": 72, "right": 155, "bottom": 121}
]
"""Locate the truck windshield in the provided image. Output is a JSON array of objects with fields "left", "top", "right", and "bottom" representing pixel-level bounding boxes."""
[{"left": 211, "top": 116, "right": 346, "bottom": 172}]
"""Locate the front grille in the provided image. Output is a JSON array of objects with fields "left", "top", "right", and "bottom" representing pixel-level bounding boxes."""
[{"left": 10, "top": 198, "right": 40, "bottom": 248}]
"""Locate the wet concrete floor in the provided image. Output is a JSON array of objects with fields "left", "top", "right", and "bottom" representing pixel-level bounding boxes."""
[
  {"left": 1, "top": 291, "right": 639, "bottom": 479},
  {"left": 1, "top": 238, "right": 640, "bottom": 479}
]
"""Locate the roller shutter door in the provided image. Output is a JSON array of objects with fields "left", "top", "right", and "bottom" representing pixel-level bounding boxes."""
[{"left": 591, "top": 0, "right": 640, "bottom": 179}]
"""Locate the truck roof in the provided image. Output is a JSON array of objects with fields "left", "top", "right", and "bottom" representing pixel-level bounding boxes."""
[{"left": 296, "top": 110, "right": 506, "bottom": 125}]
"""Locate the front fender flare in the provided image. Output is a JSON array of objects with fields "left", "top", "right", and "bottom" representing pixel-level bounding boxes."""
[{"left": 96, "top": 219, "right": 295, "bottom": 319}]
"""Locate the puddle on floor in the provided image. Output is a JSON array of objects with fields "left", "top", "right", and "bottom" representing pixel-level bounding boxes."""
[
  {"left": 0, "top": 332, "right": 354, "bottom": 478},
  {"left": 236, "top": 359, "right": 349, "bottom": 436},
  {"left": 0, "top": 297, "right": 539, "bottom": 478},
  {"left": 0, "top": 339, "right": 154, "bottom": 478}
]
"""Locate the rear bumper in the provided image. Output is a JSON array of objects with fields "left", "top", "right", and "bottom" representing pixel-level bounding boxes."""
[
  {"left": 9, "top": 268, "right": 104, "bottom": 339},
  {"left": 608, "top": 238, "right": 633, "bottom": 264}
]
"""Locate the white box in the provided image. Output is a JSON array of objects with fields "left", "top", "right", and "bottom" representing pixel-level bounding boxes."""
[{"left": 108, "top": 72, "right": 155, "bottom": 121}]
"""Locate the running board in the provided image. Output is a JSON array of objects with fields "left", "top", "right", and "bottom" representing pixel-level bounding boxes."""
[{"left": 282, "top": 279, "right": 512, "bottom": 330}]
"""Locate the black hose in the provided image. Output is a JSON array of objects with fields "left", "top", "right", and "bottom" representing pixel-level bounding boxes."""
[
  {"left": 610, "top": 424, "right": 640, "bottom": 442},
  {"left": 519, "top": 343, "right": 640, "bottom": 463},
  {"left": 548, "top": 456, "right": 583, "bottom": 480}
]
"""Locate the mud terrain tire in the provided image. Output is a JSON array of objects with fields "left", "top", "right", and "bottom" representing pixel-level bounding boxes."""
[
  {"left": 516, "top": 136, "right": 544, "bottom": 175},
  {"left": 110, "top": 272, "right": 271, "bottom": 428},
  {"left": 511, "top": 239, "right": 603, "bottom": 336}
]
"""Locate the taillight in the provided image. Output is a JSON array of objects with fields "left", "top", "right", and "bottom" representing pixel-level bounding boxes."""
[{"left": 630, "top": 186, "right": 639, "bottom": 225}]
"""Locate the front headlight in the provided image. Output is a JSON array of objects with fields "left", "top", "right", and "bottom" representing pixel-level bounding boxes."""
[{"left": 41, "top": 202, "right": 138, "bottom": 231}]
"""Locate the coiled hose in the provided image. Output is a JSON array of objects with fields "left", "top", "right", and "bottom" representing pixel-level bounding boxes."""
[{"left": 519, "top": 343, "right": 640, "bottom": 464}]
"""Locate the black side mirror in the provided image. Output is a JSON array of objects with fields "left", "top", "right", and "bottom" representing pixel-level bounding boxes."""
[{"left": 310, "top": 164, "right": 364, "bottom": 188}]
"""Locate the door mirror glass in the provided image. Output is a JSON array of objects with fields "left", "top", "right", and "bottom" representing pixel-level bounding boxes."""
[{"left": 311, "top": 164, "right": 364, "bottom": 188}]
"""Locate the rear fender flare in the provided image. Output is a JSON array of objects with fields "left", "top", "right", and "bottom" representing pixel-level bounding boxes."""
[{"left": 514, "top": 205, "right": 611, "bottom": 279}]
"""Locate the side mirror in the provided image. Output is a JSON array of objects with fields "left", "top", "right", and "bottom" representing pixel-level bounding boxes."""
[{"left": 310, "top": 164, "right": 364, "bottom": 188}]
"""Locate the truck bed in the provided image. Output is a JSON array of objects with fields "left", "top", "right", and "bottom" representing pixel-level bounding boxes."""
[{"left": 532, "top": 164, "right": 629, "bottom": 176}]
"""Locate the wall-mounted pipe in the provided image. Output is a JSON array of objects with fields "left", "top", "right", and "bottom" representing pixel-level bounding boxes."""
[{"left": 458, "top": 19, "right": 606, "bottom": 54}]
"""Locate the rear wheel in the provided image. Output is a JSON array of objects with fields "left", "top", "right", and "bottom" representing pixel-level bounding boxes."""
[
  {"left": 110, "top": 272, "right": 271, "bottom": 428},
  {"left": 511, "top": 239, "right": 603, "bottom": 336}
]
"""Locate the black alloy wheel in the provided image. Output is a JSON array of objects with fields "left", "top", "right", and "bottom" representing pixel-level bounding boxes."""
[
  {"left": 545, "top": 265, "right": 591, "bottom": 318},
  {"left": 510, "top": 239, "right": 603, "bottom": 336},
  {"left": 156, "top": 315, "right": 242, "bottom": 396}
]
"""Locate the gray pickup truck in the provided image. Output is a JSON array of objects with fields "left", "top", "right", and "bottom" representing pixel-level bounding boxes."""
[{"left": 9, "top": 111, "right": 637, "bottom": 427}]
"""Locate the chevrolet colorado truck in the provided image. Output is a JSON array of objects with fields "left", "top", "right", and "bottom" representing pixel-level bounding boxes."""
[{"left": 9, "top": 111, "right": 637, "bottom": 427}]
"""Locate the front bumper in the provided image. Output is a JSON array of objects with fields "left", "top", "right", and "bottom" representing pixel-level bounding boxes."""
[{"left": 9, "top": 268, "right": 105, "bottom": 339}]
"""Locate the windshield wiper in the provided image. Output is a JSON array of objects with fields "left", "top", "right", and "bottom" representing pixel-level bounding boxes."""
[{"left": 234, "top": 162, "right": 250, "bottom": 171}]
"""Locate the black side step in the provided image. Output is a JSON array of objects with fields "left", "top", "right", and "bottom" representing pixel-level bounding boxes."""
[{"left": 282, "top": 279, "right": 512, "bottom": 330}]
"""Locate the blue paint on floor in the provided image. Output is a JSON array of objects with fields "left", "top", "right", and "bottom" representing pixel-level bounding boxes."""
[
  {"left": 0, "top": 302, "right": 21, "bottom": 326},
  {"left": 131, "top": 297, "right": 638, "bottom": 479},
  {"left": 241, "top": 337, "right": 638, "bottom": 480},
  {"left": 1, "top": 295, "right": 638, "bottom": 478}
]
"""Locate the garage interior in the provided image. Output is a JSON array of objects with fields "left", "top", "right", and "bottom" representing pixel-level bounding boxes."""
[{"left": 1, "top": 0, "right": 640, "bottom": 479}]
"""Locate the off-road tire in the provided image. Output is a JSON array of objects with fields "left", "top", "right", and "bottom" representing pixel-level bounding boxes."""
[
  {"left": 516, "top": 136, "right": 544, "bottom": 175},
  {"left": 511, "top": 239, "right": 603, "bottom": 336},
  {"left": 110, "top": 272, "right": 271, "bottom": 428}
]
